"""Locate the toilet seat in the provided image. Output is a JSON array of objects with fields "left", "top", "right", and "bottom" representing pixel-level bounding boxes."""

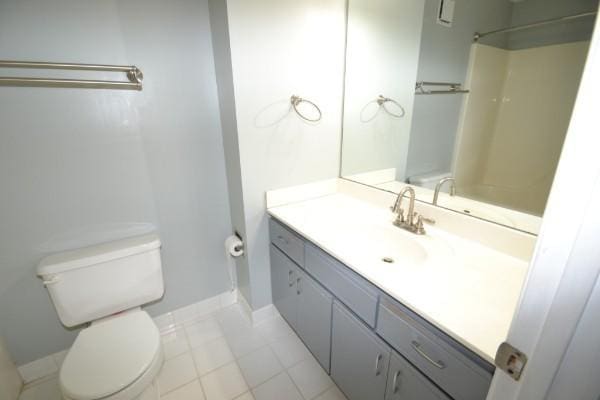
[{"left": 60, "top": 310, "right": 163, "bottom": 400}]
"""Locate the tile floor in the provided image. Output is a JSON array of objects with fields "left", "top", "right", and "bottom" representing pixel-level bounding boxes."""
[{"left": 18, "top": 304, "right": 348, "bottom": 400}]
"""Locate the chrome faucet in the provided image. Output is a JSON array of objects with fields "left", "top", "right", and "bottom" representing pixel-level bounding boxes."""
[
  {"left": 433, "top": 177, "right": 456, "bottom": 206},
  {"left": 391, "top": 186, "right": 433, "bottom": 235}
]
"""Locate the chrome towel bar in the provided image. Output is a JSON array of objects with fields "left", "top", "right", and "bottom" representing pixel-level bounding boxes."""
[{"left": 0, "top": 60, "right": 143, "bottom": 90}]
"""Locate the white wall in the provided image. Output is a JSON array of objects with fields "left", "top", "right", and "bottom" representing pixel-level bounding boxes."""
[
  {"left": 0, "top": 0, "right": 232, "bottom": 364},
  {"left": 341, "top": 0, "right": 425, "bottom": 181},
  {"left": 225, "top": 0, "right": 346, "bottom": 308}
]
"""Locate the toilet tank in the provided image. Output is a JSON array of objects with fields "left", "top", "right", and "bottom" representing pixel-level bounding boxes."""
[
  {"left": 37, "top": 234, "right": 164, "bottom": 327},
  {"left": 408, "top": 171, "right": 452, "bottom": 190}
]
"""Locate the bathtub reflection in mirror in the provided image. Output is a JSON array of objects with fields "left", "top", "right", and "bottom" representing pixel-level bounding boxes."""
[{"left": 340, "top": 0, "right": 598, "bottom": 234}]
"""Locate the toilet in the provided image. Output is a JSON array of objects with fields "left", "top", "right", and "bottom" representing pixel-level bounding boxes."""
[{"left": 37, "top": 234, "right": 165, "bottom": 400}]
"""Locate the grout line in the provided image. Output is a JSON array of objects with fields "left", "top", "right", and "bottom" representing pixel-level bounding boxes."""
[{"left": 285, "top": 369, "right": 310, "bottom": 400}]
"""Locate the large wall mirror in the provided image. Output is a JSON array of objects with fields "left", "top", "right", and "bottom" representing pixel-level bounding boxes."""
[{"left": 340, "top": 0, "right": 598, "bottom": 234}]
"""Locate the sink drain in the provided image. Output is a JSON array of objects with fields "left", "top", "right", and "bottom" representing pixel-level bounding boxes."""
[{"left": 382, "top": 257, "right": 394, "bottom": 264}]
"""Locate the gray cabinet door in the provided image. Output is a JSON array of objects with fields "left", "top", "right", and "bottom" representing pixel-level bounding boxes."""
[
  {"left": 386, "top": 352, "right": 450, "bottom": 400},
  {"left": 331, "top": 301, "right": 391, "bottom": 400},
  {"left": 297, "top": 271, "right": 333, "bottom": 373},
  {"left": 270, "top": 245, "right": 299, "bottom": 330}
]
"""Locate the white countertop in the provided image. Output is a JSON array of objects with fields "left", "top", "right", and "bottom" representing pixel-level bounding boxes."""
[{"left": 268, "top": 191, "right": 530, "bottom": 364}]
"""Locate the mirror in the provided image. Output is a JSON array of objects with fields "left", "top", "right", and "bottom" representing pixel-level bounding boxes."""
[{"left": 340, "top": 0, "right": 598, "bottom": 234}]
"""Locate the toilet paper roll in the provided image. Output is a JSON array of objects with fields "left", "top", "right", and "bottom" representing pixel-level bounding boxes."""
[{"left": 225, "top": 235, "right": 244, "bottom": 257}]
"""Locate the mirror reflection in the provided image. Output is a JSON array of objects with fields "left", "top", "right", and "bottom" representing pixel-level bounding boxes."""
[{"left": 340, "top": 0, "right": 598, "bottom": 234}]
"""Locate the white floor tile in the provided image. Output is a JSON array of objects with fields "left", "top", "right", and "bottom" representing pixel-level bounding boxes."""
[
  {"left": 18, "top": 377, "right": 61, "bottom": 400},
  {"left": 287, "top": 357, "right": 333, "bottom": 400},
  {"left": 269, "top": 333, "right": 311, "bottom": 368},
  {"left": 313, "top": 386, "right": 348, "bottom": 400},
  {"left": 200, "top": 362, "right": 248, "bottom": 400},
  {"left": 237, "top": 346, "right": 283, "bottom": 388},
  {"left": 157, "top": 353, "right": 198, "bottom": 395},
  {"left": 191, "top": 337, "right": 235, "bottom": 376},
  {"left": 233, "top": 392, "right": 255, "bottom": 400},
  {"left": 253, "top": 317, "right": 294, "bottom": 344},
  {"left": 162, "top": 327, "right": 191, "bottom": 359},
  {"left": 224, "top": 327, "right": 268, "bottom": 359},
  {"left": 161, "top": 380, "right": 206, "bottom": 400},
  {"left": 18, "top": 355, "right": 58, "bottom": 383},
  {"left": 251, "top": 372, "right": 303, "bottom": 400},
  {"left": 186, "top": 317, "right": 224, "bottom": 348}
]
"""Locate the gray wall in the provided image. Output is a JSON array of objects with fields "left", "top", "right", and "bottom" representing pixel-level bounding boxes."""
[
  {"left": 0, "top": 0, "right": 232, "bottom": 364},
  {"left": 508, "top": 0, "right": 598, "bottom": 49},
  {"left": 406, "top": 0, "right": 512, "bottom": 180},
  {"left": 208, "top": 0, "right": 252, "bottom": 306}
]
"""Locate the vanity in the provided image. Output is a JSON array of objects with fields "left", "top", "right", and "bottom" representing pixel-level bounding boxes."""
[{"left": 266, "top": 180, "right": 534, "bottom": 400}]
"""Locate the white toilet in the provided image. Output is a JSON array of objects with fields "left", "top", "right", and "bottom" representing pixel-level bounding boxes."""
[{"left": 37, "top": 234, "right": 165, "bottom": 400}]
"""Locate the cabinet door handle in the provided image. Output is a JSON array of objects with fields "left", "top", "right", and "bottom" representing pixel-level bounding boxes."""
[
  {"left": 288, "top": 270, "right": 294, "bottom": 287},
  {"left": 374, "top": 353, "right": 383, "bottom": 376},
  {"left": 392, "top": 370, "right": 401, "bottom": 394},
  {"left": 411, "top": 341, "right": 446, "bottom": 369},
  {"left": 296, "top": 277, "right": 302, "bottom": 295}
]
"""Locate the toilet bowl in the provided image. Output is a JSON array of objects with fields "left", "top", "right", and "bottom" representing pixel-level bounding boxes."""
[
  {"left": 60, "top": 311, "right": 163, "bottom": 400},
  {"left": 37, "top": 234, "right": 165, "bottom": 400}
]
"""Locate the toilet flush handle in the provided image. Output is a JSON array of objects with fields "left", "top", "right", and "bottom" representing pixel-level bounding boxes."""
[{"left": 42, "top": 275, "right": 60, "bottom": 286}]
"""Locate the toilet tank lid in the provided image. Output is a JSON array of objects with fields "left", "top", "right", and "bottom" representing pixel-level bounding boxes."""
[
  {"left": 37, "top": 233, "right": 161, "bottom": 276},
  {"left": 409, "top": 171, "right": 452, "bottom": 184}
]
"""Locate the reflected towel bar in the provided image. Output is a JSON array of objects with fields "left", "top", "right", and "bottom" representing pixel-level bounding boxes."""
[
  {"left": 415, "top": 81, "right": 469, "bottom": 95},
  {"left": 0, "top": 60, "right": 143, "bottom": 90}
]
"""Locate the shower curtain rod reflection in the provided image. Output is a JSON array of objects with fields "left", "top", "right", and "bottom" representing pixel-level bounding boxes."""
[
  {"left": 474, "top": 11, "right": 597, "bottom": 41},
  {"left": 0, "top": 60, "right": 144, "bottom": 90}
]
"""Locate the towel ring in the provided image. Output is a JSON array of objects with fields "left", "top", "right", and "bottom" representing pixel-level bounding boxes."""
[
  {"left": 377, "top": 95, "right": 405, "bottom": 118},
  {"left": 291, "top": 95, "right": 322, "bottom": 122}
]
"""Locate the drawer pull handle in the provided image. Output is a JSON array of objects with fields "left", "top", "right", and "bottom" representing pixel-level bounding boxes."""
[
  {"left": 296, "top": 277, "right": 302, "bottom": 295},
  {"left": 374, "top": 353, "right": 383, "bottom": 376},
  {"left": 277, "top": 235, "right": 289, "bottom": 245},
  {"left": 288, "top": 270, "right": 294, "bottom": 287},
  {"left": 411, "top": 341, "right": 446, "bottom": 369},
  {"left": 392, "top": 370, "right": 401, "bottom": 393}
]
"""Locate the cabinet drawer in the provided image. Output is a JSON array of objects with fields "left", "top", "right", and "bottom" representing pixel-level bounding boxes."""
[
  {"left": 269, "top": 219, "right": 305, "bottom": 267},
  {"left": 305, "top": 243, "right": 379, "bottom": 327},
  {"left": 376, "top": 297, "right": 492, "bottom": 400},
  {"left": 386, "top": 351, "right": 450, "bottom": 400}
]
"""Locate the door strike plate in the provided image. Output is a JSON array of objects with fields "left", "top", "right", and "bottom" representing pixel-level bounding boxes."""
[{"left": 495, "top": 342, "right": 527, "bottom": 381}]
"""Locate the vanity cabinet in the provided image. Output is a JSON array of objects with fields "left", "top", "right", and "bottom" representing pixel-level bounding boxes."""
[
  {"left": 331, "top": 301, "right": 391, "bottom": 400},
  {"left": 385, "top": 351, "right": 450, "bottom": 400},
  {"left": 270, "top": 243, "right": 332, "bottom": 371},
  {"left": 270, "top": 244, "right": 301, "bottom": 331},
  {"left": 269, "top": 218, "right": 493, "bottom": 400},
  {"left": 376, "top": 297, "right": 492, "bottom": 400}
]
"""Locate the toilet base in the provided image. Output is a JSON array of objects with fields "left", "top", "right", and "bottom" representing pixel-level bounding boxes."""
[{"left": 62, "top": 344, "right": 164, "bottom": 400}]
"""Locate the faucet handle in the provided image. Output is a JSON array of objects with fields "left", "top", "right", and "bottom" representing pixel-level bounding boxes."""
[
  {"left": 421, "top": 216, "right": 436, "bottom": 225},
  {"left": 415, "top": 215, "right": 426, "bottom": 235}
]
